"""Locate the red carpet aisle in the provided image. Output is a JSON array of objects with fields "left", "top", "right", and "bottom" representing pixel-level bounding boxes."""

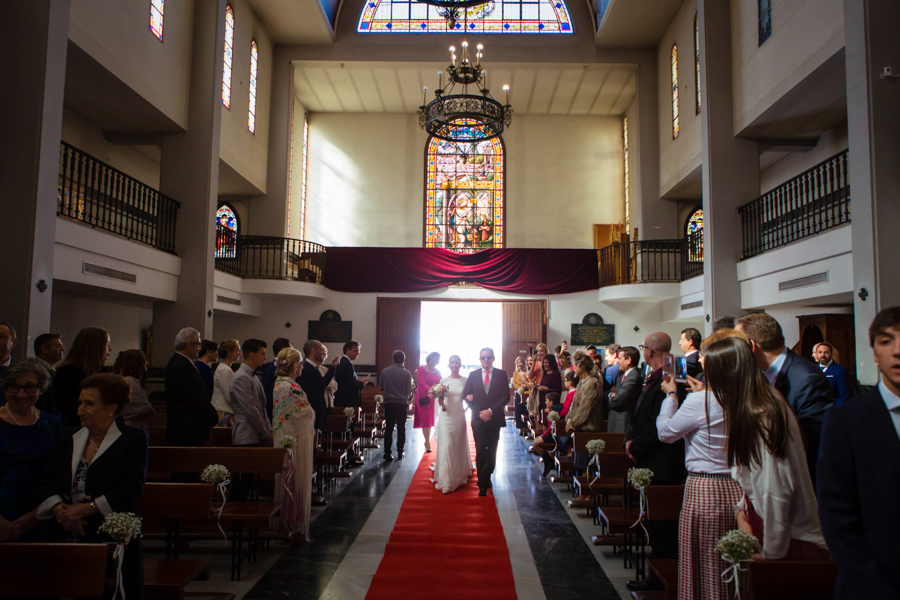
[{"left": 364, "top": 428, "right": 518, "bottom": 600}]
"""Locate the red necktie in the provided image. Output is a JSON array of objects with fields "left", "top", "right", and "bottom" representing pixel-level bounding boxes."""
[{"left": 484, "top": 369, "right": 490, "bottom": 386}]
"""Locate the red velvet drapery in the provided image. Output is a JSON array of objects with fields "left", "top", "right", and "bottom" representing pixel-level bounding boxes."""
[{"left": 322, "top": 247, "right": 599, "bottom": 294}]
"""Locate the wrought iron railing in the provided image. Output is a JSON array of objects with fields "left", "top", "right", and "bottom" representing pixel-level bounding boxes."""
[
  {"left": 599, "top": 234, "right": 704, "bottom": 287},
  {"left": 58, "top": 141, "right": 180, "bottom": 254},
  {"left": 739, "top": 149, "right": 850, "bottom": 260},
  {"left": 215, "top": 225, "right": 326, "bottom": 284}
]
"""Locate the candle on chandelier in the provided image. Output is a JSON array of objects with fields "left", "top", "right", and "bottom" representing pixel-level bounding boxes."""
[
  {"left": 423, "top": 86, "right": 428, "bottom": 105},
  {"left": 503, "top": 84, "right": 509, "bottom": 105},
  {"left": 449, "top": 46, "right": 456, "bottom": 66},
  {"left": 477, "top": 44, "right": 483, "bottom": 62},
  {"left": 438, "top": 71, "right": 443, "bottom": 89}
]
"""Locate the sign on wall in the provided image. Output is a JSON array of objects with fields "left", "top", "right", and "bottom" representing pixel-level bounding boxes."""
[
  {"left": 570, "top": 313, "right": 615, "bottom": 346},
  {"left": 308, "top": 310, "right": 353, "bottom": 343}
]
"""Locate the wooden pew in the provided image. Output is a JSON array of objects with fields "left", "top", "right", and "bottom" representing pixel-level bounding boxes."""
[
  {"left": 315, "top": 414, "right": 352, "bottom": 493},
  {"left": 136, "top": 483, "right": 214, "bottom": 558},
  {"left": 638, "top": 558, "right": 678, "bottom": 600},
  {"left": 748, "top": 560, "right": 838, "bottom": 600},
  {"left": 358, "top": 399, "right": 381, "bottom": 451},
  {"left": 205, "top": 427, "right": 233, "bottom": 447},
  {"left": 148, "top": 412, "right": 168, "bottom": 427},
  {"left": 0, "top": 543, "right": 108, "bottom": 598}
]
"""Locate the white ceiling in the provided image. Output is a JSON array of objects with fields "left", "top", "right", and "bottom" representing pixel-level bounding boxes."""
[
  {"left": 246, "top": 0, "right": 334, "bottom": 45},
  {"left": 292, "top": 61, "right": 636, "bottom": 115}
]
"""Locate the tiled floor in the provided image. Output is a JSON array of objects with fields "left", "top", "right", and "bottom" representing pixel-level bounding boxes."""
[{"left": 146, "top": 421, "right": 633, "bottom": 600}]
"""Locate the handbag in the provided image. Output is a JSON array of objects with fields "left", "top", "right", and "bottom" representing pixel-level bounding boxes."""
[{"left": 418, "top": 397, "right": 430, "bottom": 407}]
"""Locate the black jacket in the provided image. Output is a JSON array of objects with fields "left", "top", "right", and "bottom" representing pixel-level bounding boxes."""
[
  {"left": 333, "top": 356, "right": 364, "bottom": 408},
  {"left": 625, "top": 369, "right": 686, "bottom": 484},
  {"left": 53, "top": 364, "right": 87, "bottom": 428},
  {"left": 164, "top": 353, "right": 218, "bottom": 446},
  {"left": 462, "top": 368, "right": 510, "bottom": 429},
  {"left": 817, "top": 387, "right": 900, "bottom": 599},
  {"left": 685, "top": 351, "right": 702, "bottom": 379},
  {"left": 297, "top": 361, "right": 335, "bottom": 430}
]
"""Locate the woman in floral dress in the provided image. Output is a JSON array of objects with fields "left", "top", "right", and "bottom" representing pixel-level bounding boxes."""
[{"left": 272, "top": 348, "right": 315, "bottom": 542}]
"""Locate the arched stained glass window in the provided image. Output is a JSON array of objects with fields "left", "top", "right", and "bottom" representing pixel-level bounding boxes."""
[
  {"left": 685, "top": 207, "right": 703, "bottom": 262},
  {"left": 150, "top": 0, "right": 165, "bottom": 41},
  {"left": 671, "top": 44, "right": 679, "bottom": 138},
  {"left": 248, "top": 40, "right": 258, "bottom": 133},
  {"left": 222, "top": 5, "right": 234, "bottom": 109},
  {"left": 216, "top": 205, "right": 238, "bottom": 258},
  {"left": 359, "top": 0, "right": 573, "bottom": 33},
  {"left": 425, "top": 121, "right": 504, "bottom": 253}
]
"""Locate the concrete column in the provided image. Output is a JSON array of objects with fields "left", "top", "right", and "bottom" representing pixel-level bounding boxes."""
[
  {"left": 0, "top": 0, "right": 70, "bottom": 360},
  {"left": 154, "top": 0, "right": 227, "bottom": 365},
  {"left": 844, "top": 0, "right": 900, "bottom": 384},
  {"left": 697, "top": 0, "right": 759, "bottom": 332}
]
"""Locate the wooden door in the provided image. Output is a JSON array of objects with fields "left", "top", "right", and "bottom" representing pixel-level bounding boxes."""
[
  {"left": 501, "top": 301, "right": 546, "bottom": 376},
  {"left": 376, "top": 299, "right": 421, "bottom": 378}
]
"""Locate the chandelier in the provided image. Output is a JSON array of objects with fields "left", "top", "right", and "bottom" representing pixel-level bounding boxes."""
[{"left": 417, "top": 40, "right": 513, "bottom": 142}]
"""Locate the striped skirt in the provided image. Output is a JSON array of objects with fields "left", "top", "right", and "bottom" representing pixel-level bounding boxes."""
[{"left": 678, "top": 472, "right": 747, "bottom": 600}]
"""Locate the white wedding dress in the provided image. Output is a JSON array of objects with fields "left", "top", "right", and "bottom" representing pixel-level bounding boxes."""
[{"left": 431, "top": 376, "right": 472, "bottom": 493}]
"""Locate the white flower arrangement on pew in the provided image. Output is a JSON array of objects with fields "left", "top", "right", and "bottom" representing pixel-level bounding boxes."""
[
  {"left": 99, "top": 512, "right": 142, "bottom": 600},
  {"left": 585, "top": 438, "right": 606, "bottom": 485},
  {"left": 715, "top": 529, "right": 761, "bottom": 599},
  {"left": 343, "top": 407, "right": 356, "bottom": 420},
  {"left": 545, "top": 411, "right": 561, "bottom": 451},
  {"left": 374, "top": 394, "right": 384, "bottom": 404},
  {"left": 627, "top": 467, "right": 654, "bottom": 538},
  {"left": 278, "top": 435, "right": 298, "bottom": 504},
  {"left": 281, "top": 435, "right": 297, "bottom": 450},
  {"left": 201, "top": 464, "right": 231, "bottom": 544},
  {"left": 428, "top": 383, "right": 450, "bottom": 411}
]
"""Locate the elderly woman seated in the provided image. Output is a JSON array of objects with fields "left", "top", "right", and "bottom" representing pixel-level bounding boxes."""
[
  {"left": 0, "top": 359, "right": 63, "bottom": 542},
  {"left": 36, "top": 373, "right": 148, "bottom": 597}
]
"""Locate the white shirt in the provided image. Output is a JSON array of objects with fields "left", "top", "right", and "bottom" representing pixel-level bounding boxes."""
[
  {"left": 211, "top": 363, "right": 235, "bottom": 413},
  {"left": 763, "top": 347, "right": 789, "bottom": 384},
  {"left": 657, "top": 390, "right": 730, "bottom": 474},
  {"left": 305, "top": 359, "right": 319, "bottom": 369},
  {"left": 482, "top": 367, "right": 493, "bottom": 385}
]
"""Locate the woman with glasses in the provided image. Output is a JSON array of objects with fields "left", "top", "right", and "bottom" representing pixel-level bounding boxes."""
[
  {"left": 0, "top": 359, "right": 63, "bottom": 542},
  {"left": 54, "top": 327, "right": 111, "bottom": 427}
]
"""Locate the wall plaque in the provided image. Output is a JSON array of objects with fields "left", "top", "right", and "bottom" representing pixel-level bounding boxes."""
[
  {"left": 308, "top": 310, "right": 352, "bottom": 343},
  {"left": 570, "top": 313, "right": 615, "bottom": 346}
]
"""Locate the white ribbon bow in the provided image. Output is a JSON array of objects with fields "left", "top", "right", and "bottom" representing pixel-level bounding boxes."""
[
  {"left": 215, "top": 479, "right": 231, "bottom": 545},
  {"left": 111, "top": 543, "right": 126, "bottom": 600},
  {"left": 283, "top": 449, "right": 295, "bottom": 500},
  {"left": 628, "top": 486, "right": 650, "bottom": 544},
  {"left": 720, "top": 554, "right": 749, "bottom": 599}
]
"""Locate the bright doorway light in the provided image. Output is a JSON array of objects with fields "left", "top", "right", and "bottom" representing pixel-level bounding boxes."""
[{"left": 420, "top": 301, "right": 502, "bottom": 377}]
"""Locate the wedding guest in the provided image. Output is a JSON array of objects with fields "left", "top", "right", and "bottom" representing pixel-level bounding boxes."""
[
  {"left": 603, "top": 344, "right": 621, "bottom": 388},
  {"left": 736, "top": 313, "right": 833, "bottom": 483},
  {"left": 317, "top": 345, "right": 338, "bottom": 409},
  {"left": 414, "top": 352, "right": 442, "bottom": 453},
  {"left": 813, "top": 342, "right": 853, "bottom": 406},
  {"left": 0, "top": 323, "right": 16, "bottom": 379},
  {"left": 511, "top": 356, "right": 529, "bottom": 432},
  {"left": 565, "top": 355, "right": 605, "bottom": 503},
  {"left": 524, "top": 346, "right": 547, "bottom": 438},
  {"left": 272, "top": 348, "right": 315, "bottom": 543},
  {"left": 818, "top": 306, "right": 900, "bottom": 599},
  {"left": 54, "top": 327, "right": 111, "bottom": 428},
  {"left": 679, "top": 327, "right": 703, "bottom": 378},
  {"left": 0, "top": 359, "right": 62, "bottom": 542},
  {"left": 114, "top": 350, "right": 154, "bottom": 434},
  {"left": 229, "top": 339, "right": 272, "bottom": 502},
  {"left": 380, "top": 350, "right": 413, "bottom": 461},
  {"left": 334, "top": 341, "right": 368, "bottom": 466},
  {"left": 558, "top": 352, "right": 573, "bottom": 379},
  {"left": 194, "top": 339, "right": 218, "bottom": 399},
  {"left": 607, "top": 346, "right": 641, "bottom": 433},
  {"left": 297, "top": 340, "right": 339, "bottom": 432},
  {"left": 263, "top": 338, "right": 292, "bottom": 421},
  {"left": 32, "top": 332, "right": 64, "bottom": 414},
  {"left": 212, "top": 339, "right": 240, "bottom": 426},
  {"left": 657, "top": 329, "right": 749, "bottom": 600},
  {"left": 37, "top": 373, "right": 148, "bottom": 599},
  {"left": 529, "top": 354, "right": 561, "bottom": 418},
  {"left": 711, "top": 315, "right": 736, "bottom": 332},
  {"left": 705, "top": 336, "right": 828, "bottom": 560},
  {"left": 165, "top": 328, "right": 218, "bottom": 447}
]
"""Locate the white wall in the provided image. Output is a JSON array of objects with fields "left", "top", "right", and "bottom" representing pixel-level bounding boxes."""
[
  {"left": 759, "top": 122, "right": 848, "bottom": 194},
  {"left": 302, "top": 112, "right": 625, "bottom": 249}
]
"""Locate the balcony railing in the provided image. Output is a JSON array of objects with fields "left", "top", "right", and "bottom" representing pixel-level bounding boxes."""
[
  {"left": 215, "top": 225, "right": 326, "bottom": 284},
  {"left": 739, "top": 149, "right": 850, "bottom": 260},
  {"left": 58, "top": 141, "right": 180, "bottom": 254},
  {"left": 599, "top": 232, "right": 703, "bottom": 287}
]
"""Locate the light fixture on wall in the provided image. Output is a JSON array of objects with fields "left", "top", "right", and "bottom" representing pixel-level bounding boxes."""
[{"left": 418, "top": 38, "right": 513, "bottom": 142}]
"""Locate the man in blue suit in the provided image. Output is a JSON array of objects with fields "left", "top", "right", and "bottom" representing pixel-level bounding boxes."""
[
  {"left": 736, "top": 313, "right": 834, "bottom": 483},
  {"left": 814, "top": 342, "right": 853, "bottom": 406},
  {"left": 818, "top": 306, "right": 900, "bottom": 599}
]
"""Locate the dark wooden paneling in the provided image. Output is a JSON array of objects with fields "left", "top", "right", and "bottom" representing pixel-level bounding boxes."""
[
  {"left": 376, "top": 298, "right": 421, "bottom": 378},
  {"left": 501, "top": 301, "right": 545, "bottom": 375}
]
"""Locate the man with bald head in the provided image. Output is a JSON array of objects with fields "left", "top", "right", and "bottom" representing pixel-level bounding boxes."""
[
  {"left": 624, "top": 333, "right": 685, "bottom": 589},
  {"left": 297, "top": 339, "right": 340, "bottom": 431}
]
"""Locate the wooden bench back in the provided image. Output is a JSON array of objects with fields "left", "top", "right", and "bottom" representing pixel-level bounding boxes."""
[
  {"left": 147, "top": 413, "right": 167, "bottom": 427},
  {"left": 148, "top": 446, "right": 285, "bottom": 475},
  {"left": 361, "top": 399, "right": 378, "bottom": 414},
  {"left": 597, "top": 452, "right": 634, "bottom": 478},
  {"left": 361, "top": 387, "right": 381, "bottom": 401},
  {"left": 321, "top": 414, "right": 350, "bottom": 433},
  {"left": 136, "top": 483, "right": 213, "bottom": 520},
  {"left": 646, "top": 485, "right": 684, "bottom": 522},
  {"left": 572, "top": 432, "right": 626, "bottom": 452},
  {"left": 149, "top": 425, "right": 166, "bottom": 446},
  {"left": 205, "top": 427, "right": 233, "bottom": 447},
  {"left": 748, "top": 560, "right": 838, "bottom": 600},
  {"left": 0, "top": 543, "right": 108, "bottom": 598}
]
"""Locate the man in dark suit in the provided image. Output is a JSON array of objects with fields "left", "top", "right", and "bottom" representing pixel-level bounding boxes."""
[
  {"left": 736, "top": 313, "right": 833, "bottom": 482},
  {"left": 814, "top": 342, "right": 854, "bottom": 406},
  {"left": 818, "top": 307, "right": 900, "bottom": 599},
  {"left": 607, "top": 346, "right": 642, "bottom": 433},
  {"left": 462, "top": 347, "right": 510, "bottom": 497},
  {"left": 164, "top": 327, "right": 218, "bottom": 447},
  {"left": 297, "top": 339, "right": 339, "bottom": 431},
  {"left": 334, "top": 340, "right": 368, "bottom": 466},
  {"left": 679, "top": 327, "right": 703, "bottom": 379},
  {"left": 624, "top": 333, "right": 685, "bottom": 591}
]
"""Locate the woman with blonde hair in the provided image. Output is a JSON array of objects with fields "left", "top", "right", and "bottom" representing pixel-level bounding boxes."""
[
  {"left": 211, "top": 339, "right": 240, "bottom": 426},
  {"left": 272, "top": 347, "right": 315, "bottom": 543}
]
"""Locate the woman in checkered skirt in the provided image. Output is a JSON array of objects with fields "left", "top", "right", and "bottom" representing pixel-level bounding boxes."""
[{"left": 657, "top": 329, "right": 749, "bottom": 599}]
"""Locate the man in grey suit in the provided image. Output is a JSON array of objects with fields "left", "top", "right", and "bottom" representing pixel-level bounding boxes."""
[
  {"left": 229, "top": 338, "right": 273, "bottom": 501},
  {"left": 607, "top": 346, "right": 642, "bottom": 433}
]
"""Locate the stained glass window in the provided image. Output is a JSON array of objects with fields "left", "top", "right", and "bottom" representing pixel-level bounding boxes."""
[
  {"left": 623, "top": 117, "right": 630, "bottom": 232},
  {"left": 425, "top": 121, "right": 503, "bottom": 253},
  {"left": 758, "top": 0, "right": 772, "bottom": 46},
  {"left": 299, "top": 113, "right": 309, "bottom": 240},
  {"left": 358, "top": 0, "right": 573, "bottom": 33},
  {"left": 216, "top": 205, "right": 238, "bottom": 258},
  {"left": 694, "top": 14, "right": 701, "bottom": 114},
  {"left": 686, "top": 207, "right": 703, "bottom": 262},
  {"left": 150, "top": 0, "right": 164, "bottom": 41},
  {"left": 248, "top": 41, "right": 258, "bottom": 133},
  {"left": 222, "top": 5, "right": 234, "bottom": 109},
  {"left": 671, "top": 44, "right": 679, "bottom": 139}
]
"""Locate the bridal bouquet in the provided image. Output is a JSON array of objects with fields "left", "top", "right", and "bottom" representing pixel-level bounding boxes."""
[
  {"left": 99, "top": 512, "right": 142, "bottom": 600},
  {"left": 201, "top": 464, "right": 231, "bottom": 544},
  {"left": 715, "top": 529, "right": 761, "bottom": 599},
  {"left": 429, "top": 383, "right": 450, "bottom": 412}
]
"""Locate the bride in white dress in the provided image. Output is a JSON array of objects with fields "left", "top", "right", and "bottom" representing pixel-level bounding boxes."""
[{"left": 431, "top": 355, "right": 473, "bottom": 494}]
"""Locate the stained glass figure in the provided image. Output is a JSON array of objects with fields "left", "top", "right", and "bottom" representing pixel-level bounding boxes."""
[
  {"left": 216, "top": 205, "right": 238, "bottom": 258},
  {"left": 358, "top": 0, "right": 572, "bottom": 33},
  {"left": 686, "top": 207, "right": 703, "bottom": 262},
  {"left": 694, "top": 14, "right": 701, "bottom": 114},
  {"left": 426, "top": 120, "right": 503, "bottom": 253},
  {"left": 248, "top": 41, "right": 258, "bottom": 133},
  {"left": 671, "top": 44, "right": 679, "bottom": 139},
  {"left": 223, "top": 5, "right": 234, "bottom": 109},
  {"left": 150, "top": 0, "right": 164, "bottom": 41},
  {"left": 623, "top": 117, "right": 630, "bottom": 231}
]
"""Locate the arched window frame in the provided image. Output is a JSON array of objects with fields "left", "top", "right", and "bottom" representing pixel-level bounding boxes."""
[
  {"left": 150, "top": 0, "right": 165, "bottom": 41},
  {"left": 685, "top": 206, "right": 703, "bottom": 262},
  {"left": 671, "top": 44, "right": 679, "bottom": 139},
  {"left": 215, "top": 203, "right": 240, "bottom": 258},
  {"left": 424, "top": 125, "right": 505, "bottom": 253},
  {"left": 358, "top": 0, "right": 573, "bottom": 34},
  {"left": 222, "top": 5, "right": 235, "bottom": 110},
  {"left": 248, "top": 40, "right": 258, "bottom": 133},
  {"left": 685, "top": 207, "right": 703, "bottom": 238}
]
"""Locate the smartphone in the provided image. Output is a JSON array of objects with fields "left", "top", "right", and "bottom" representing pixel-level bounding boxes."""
[
  {"left": 674, "top": 356, "right": 688, "bottom": 383},
  {"left": 662, "top": 352, "right": 674, "bottom": 379}
]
